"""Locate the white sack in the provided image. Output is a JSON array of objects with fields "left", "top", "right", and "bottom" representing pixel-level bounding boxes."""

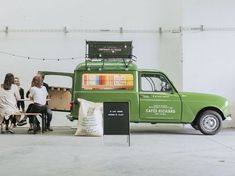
[{"left": 75, "top": 98, "right": 103, "bottom": 136}]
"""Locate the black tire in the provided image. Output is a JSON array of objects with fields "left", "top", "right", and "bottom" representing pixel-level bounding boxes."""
[
  {"left": 191, "top": 122, "right": 199, "bottom": 130},
  {"left": 198, "top": 110, "right": 222, "bottom": 135}
]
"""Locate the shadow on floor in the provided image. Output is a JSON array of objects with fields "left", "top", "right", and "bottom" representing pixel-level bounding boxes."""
[{"left": 5, "top": 125, "right": 204, "bottom": 136}]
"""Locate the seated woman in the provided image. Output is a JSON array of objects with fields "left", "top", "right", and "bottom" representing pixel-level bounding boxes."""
[
  {"left": 25, "top": 75, "right": 48, "bottom": 132},
  {"left": 0, "top": 73, "right": 21, "bottom": 134}
]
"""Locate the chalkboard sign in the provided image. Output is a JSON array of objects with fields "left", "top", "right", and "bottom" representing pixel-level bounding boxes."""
[
  {"left": 103, "top": 102, "right": 130, "bottom": 135},
  {"left": 87, "top": 41, "right": 132, "bottom": 59}
]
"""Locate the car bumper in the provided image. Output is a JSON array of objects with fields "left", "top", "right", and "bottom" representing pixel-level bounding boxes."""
[{"left": 225, "top": 114, "right": 232, "bottom": 121}]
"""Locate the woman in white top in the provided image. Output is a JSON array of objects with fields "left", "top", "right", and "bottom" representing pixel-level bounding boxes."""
[
  {"left": 25, "top": 75, "right": 48, "bottom": 132},
  {"left": 0, "top": 73, "right": 21, "bottom": 133}
]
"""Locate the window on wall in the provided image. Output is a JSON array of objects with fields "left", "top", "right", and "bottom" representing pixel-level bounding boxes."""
[
  {"left": 141, "top": 73, "right": 171, "bottom": 92},
  {"left": 82, "top": 73, "right": 134, "bottom": 90}
]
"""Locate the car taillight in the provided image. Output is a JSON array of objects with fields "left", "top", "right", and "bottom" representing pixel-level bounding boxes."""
[{"left": 69, "top": 101, "right": 74, "bottom": 111}]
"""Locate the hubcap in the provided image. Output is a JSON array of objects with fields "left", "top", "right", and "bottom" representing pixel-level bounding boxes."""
[{"left": 202, "top": 115, "right": 218, "bottom": 131}]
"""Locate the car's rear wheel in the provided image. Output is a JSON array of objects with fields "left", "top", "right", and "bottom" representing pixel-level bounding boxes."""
[
  {"left": 198, "top": 110, "right": 222, "bottom": 135},
  {"left": 191, "top": 122, "right": 199, "bottom": 130}
]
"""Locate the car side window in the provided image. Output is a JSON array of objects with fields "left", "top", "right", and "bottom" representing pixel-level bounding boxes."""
[{"left": 141, "top": 73, "right": 171, "bottom": 92}]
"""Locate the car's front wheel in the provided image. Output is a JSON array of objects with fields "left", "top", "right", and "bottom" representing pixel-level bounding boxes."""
[{"left": 198, "top": 110, "right": 222, "bottom": 135}]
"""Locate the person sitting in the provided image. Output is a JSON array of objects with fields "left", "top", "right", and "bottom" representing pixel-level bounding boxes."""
[
  {"left": 24, "top": 75, "right": 48, "bottom": 132},
  {"left": 9, "top": 77, "right": 25, "bottom": 127},
  {"left": 15, "top": 77, "right": 25, "bottom": 111},
  {"left": 37, "top": 71, "right": 53, "bottom": 131},
  {"left": 17, "top": 79, "right": 34, "bottom": 126},
  {"left": 0, "top": 73, "right": 21, "bottom": 134}
]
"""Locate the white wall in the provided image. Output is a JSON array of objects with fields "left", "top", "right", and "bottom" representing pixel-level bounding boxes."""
[
  {"left": 182, "top": 0, "right": 235, "bottom": 127},
  {"left": 1, "top": 0, "right": 234, "bottom": 128},
  {"left": 1, "top": 0, "right": 235, "bottom": 128},
  {"left": 0, "top": 0, "right": 182, "bottom": 126}
]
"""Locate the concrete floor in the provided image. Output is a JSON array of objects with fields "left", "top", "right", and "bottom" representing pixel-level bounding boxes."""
[{"left": 0, "top": 124, "right": 235, "bottom": 176}]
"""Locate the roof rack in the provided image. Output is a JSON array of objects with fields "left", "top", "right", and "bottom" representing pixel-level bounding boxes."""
[{"left": 85, "top": 41, "right": 136, "bottom": 70}]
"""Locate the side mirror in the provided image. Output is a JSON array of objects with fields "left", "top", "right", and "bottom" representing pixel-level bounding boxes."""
[
  {"left": 161, "top": 82, "right": 173, "bottom": 92},
  {"left": 166, "top": 83, "right": 171, "bottom": 91}
]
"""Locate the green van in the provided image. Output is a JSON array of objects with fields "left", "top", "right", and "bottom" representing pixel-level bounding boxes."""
[
  {"left": 42, "top": 59, "right": 231, "bottom": 135},
  {"left": 42, "top": 41, "right": 231, "bottom": 135}
]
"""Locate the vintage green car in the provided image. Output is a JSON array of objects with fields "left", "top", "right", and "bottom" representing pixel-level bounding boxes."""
[{"left": 42, "top": 61, "right": 231, "bottom": 135}]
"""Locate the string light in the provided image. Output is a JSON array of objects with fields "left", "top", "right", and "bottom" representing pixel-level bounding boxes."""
[{"left": 0, "top": 50, "right": 82, "bottom": 61}]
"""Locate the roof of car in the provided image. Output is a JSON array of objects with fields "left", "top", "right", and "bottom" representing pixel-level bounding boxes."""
[
  {"left": 138, "top": 69, "right": 163, "bottom": 73},
  {"left": 75, "top": 61, "right": 138, "bottom": 71}
]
